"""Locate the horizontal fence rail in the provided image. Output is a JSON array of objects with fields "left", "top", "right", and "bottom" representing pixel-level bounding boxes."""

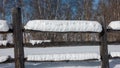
[{"left": 1, "top": 41, "right": 120, "bottom": 48}]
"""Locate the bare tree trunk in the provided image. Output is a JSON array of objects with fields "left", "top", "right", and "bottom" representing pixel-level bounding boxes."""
[
  {"left": 55, "top": 0, "right": 60, "bottom": 19},
  {"left": 2, "top": 0, "right": 7, "bottom": 40},
  {"left": 37, "top": 0, "right": 42, "bottom": 19}
]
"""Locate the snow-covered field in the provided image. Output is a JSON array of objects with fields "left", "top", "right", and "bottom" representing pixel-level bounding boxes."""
[
  {"left": 1, "top": 45, "right": 120, "bottom": 68},
  {"left": 0, "top": 61, "right": 101, "bottom": 68},
  {"left": 0, "top": 59, "right": 120, "bottom": 68}
]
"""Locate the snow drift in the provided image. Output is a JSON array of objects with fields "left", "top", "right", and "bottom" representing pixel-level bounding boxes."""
[
  {"left": 108, "top": 21, "right": 120, "bottom": 30},
  {"left": 24, "top": 20, "right": 102, "bottom": 32},
  {"left": 27, "top": 53, "right": 100, "bottom": 61},
  {"left": 0, "top": 20, "right": 9, "bottom": 32},
  {"left": 0, "top": 56, "right": 9, "bottom": 63}
]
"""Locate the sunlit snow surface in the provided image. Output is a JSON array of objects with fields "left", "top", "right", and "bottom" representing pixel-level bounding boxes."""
[
  {"left": 110, "top": 52, "right": 120, "bottom": 58},
  {"left": 108, "top": 21, "right": 120, "bottom": 30},
  {"left": 0, "top": 56, "right": 9, "bottom": 63},
  {"left": 0, "top": 45, "right": 120, "bottom": 68},
  {"left": 27, "top": 53, "right": 100, "bottom": 61},
  {"left": 0, "top": 59, "right": 120, "bottom": 68},
  {"left": 24, "top": 20, "right": 102, "bottom": 32}
]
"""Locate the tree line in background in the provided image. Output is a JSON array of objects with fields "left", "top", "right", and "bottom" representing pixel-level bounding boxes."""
[
  {"left": 0, "top": 0, "right": 120, "bottom": 42},
  {"left": 0, "top": 0, "right": 119, "bottom": 24}
]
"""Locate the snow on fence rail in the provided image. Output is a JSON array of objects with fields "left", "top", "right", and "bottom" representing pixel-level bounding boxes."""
[
  {"left": 108, "top": 21, "right": 120, "bottom": 30},
  {"left": 0, "top": 20, "right": 9, "bottom": 32},
  {"left": 27, "top": 53, "right": 100, "bottom": 61},
  {"left": 0, "top": 56, "right": 9, "bottom": 63},
  {"left": 110, "top": 52, "right": 120, "bottom": 58},
  {"left": 29, "top": 40, "right": 51, "bottom": 45},
  {"left": 24, "top": 20, "right": 102, "bottom": 32}
]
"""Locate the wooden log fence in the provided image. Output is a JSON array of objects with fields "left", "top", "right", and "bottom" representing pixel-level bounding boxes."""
[
  {"left": 0, "top": 7, "right": 120, "bottom": 68},
  {"left": 100, "top": 21, "right": 109, "bottom": 68},
  {"left": 12, "top": 7, "right": 24, "bottom": 68}
]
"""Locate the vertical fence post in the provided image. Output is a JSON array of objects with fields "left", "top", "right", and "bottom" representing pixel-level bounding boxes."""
[
  {"left": 12, "top": 7, "right": 24, "bottom": 68},
  {"left": 100, "top": 21, "right": 109, "bottom": 68}
]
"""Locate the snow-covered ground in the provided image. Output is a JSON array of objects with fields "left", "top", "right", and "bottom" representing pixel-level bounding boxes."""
[
  {"left": 24, "top": 20, "right": 102, "bottom": 32},
  {"left": 0, "top": 45, "right": 120, "bottom": 68},
  {"left": 0, "top": 59, "right": 120, "bottom": 68}
]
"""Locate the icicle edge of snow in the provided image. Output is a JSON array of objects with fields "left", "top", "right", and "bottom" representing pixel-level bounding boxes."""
[{"left": 24, "top": 20, "right": 102, "bottom": 32}]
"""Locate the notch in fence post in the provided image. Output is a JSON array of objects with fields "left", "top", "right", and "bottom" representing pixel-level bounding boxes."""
[
  {"left": 100, "top": 21, "right": 109, "bottom": 68},
  {"left": 12, "top": 7, "right": 24, "bottom": 68}
]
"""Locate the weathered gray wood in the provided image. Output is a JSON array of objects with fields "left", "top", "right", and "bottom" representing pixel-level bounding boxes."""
[
  {"left": 100, "top": 22, "right": 109, "bottom": 68},
  {"left": 1, "top": 41, "right": 120, "bottom": 48},
  {"left": 107, "top": 29, "right": 120, "bottom": 32},
  {"left": 24, "top": 41, "right": 100, "bottom": 47},
  {"left": 12, "top": 7, "right": 24, "bottom": 68},
  {"left": 24, "top": 29, "right": 100, "bottom": 33}
]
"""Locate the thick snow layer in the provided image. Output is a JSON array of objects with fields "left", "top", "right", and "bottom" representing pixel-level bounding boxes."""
[
  {"left": 0, "top": 56, "right": 9, "bottom": 63},
  {"left": 29, "top": 40, "right": 51, "bottom": 45},
  {"left": 24, "top": 20, "right": 102, "bottom": 32},
  {"left": 0, "top": 20, "right": 9, "bottom": 32},
  {"left": 110, "top": 52, "right": 120, "bottom": 57},
  {"left": 108, "top": 21, "right": 120, "bottom": 30},
  {"left": 27, "top": 53, "right": 100, "bottom": 61},
  {"left": 0, "top": 40, "right": 8, "bottom": 46}
]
